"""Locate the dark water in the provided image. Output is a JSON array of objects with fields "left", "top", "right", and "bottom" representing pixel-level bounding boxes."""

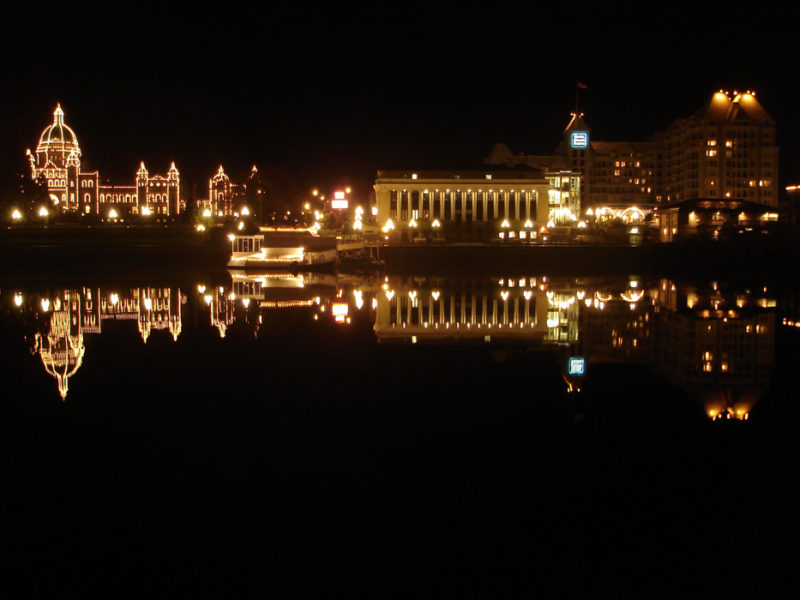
[{"left": 1, "top": 268, "right": 796, "bottom": 593}]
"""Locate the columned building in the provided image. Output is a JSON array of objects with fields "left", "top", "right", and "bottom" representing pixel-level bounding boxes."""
[
  {"left": 373, "top": 169, "right": 580, "bottom": 230},
  {"left": 27, "top": 104, "right": 182, "bottom": 218}
]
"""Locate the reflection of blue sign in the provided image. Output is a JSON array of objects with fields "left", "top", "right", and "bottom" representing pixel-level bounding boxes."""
[
  {"left": 568, "top": 356, "right": 585, "bottom": 375},
  {"left": 570, "top": 131, "right": 589, "bottom": 149}
]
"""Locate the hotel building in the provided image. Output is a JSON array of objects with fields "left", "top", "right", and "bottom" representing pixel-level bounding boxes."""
[
  {"left": 27, "top": 104, "right": 182, "bottom": 218},
  {"left": 487, "top": 91, "right": 779, "bottom": 219}
]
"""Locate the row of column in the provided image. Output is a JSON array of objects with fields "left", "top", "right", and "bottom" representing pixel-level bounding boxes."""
[
  {"left": 392, "top": 190, "right": 538, "bottom": 222},
  {"left": 389, "top": 293, "right": 548, "bottom": 327}
]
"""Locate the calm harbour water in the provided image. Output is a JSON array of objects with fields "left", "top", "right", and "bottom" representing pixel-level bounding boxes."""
[{"left": 1, "top": 266, "right": 796, "bottom": 592}]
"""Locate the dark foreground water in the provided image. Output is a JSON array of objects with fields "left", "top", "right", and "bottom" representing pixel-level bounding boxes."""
[{"left": 1, "top": 266, "right": 796, "bottom": 594}]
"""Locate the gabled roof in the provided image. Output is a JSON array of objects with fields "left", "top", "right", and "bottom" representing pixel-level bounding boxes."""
[
  {"left": 694, "top": 91, "right": 774, "bottom": 125},
  {"left": 564, "top": 112, "right": 589, "bottom": 134}
]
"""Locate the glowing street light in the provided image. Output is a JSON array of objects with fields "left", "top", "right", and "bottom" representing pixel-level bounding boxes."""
[
  {"left": 110, "top": 292, "right": 119, "bottom": 306},
  {"left": 11, "top": 209, "right": 22, "bottom": 221},
  {"left": 108, "top": 208, "right": 118, "bottom": 219},
  {"left": 241, "top": 206, "right": 250, "bottom": 216},
  {"left": 432, "top": 219, "right": 441, "bottom": 229},
  {"left": 38, "top": 206, "right": 49, "bottom": 217},
  {"left": 202, "top": 208, "right": 212, "bottom": 218},
  {"left": 142, "top": 206, "right": 152, "bottom": 216},
  {"left": 13, "top": 293, "right": 23, "bottom": 307},
  {"left": 196, "top": 224, "right": 206, "bottom": 232}
]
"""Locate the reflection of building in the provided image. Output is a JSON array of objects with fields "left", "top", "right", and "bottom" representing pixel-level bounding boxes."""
[
  {"left": 206, "top": 271, "right": 341, "bottom": 337},
  {"left": 27, "top": 104, "right": 182, "bottom": 217},
  {"left": 35, "top": 304, "right": 86, "bottom": 401},
  {"left": 579, "top": 282, "right": 653, "bottom": 363},
  {"left": 374, "top": 169, "right": 580, "bottom": 232},
  {"left": 652, "top": 279, "right": 775, "bottom": 419},
  {"left": 373, "top": 276, "right": 586, "bottom": 344},
  {"left": 488, "top": 91, "right": 779, "bottom": 217},
  {"left": 31, "top": 287, "right": 183, "bottom": 400}
]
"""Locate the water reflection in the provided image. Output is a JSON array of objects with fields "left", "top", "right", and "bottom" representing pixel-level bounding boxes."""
[
  {"left": 2, "top": 272, "right": 779, "bottom": 416},
  {"left": 8, "top": 287, "right": 183, "bottom": 399}
]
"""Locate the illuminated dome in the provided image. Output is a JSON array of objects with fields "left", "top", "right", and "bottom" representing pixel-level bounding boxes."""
[{"left": 35, "top": 104, "right": 81, "bottom": 168}]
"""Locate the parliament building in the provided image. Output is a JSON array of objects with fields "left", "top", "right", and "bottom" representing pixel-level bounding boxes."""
[{"left": 27, "top": 104, "right": 182, "bottom": 218}]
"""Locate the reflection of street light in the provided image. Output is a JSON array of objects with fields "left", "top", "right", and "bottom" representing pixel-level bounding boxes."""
[
  {"left": 41, "top": 298, "right": 50, "bottom": 312},
  {"left": 110, "top": 293, "right": 119, "bottom": 306}
]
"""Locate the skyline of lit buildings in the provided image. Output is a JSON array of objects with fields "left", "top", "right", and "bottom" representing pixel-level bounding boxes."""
[{"left": 14, "top": 92, "right": 786, "bottom": 240}]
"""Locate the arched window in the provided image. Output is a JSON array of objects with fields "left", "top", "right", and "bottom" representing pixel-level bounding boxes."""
[{"left": 84, "top": 193, "right": 90, "bottom": 203}]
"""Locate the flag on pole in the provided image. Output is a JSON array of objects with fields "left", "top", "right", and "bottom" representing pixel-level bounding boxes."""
[{"left": 577, "top": 81, "right": 588, "bottom": 90}]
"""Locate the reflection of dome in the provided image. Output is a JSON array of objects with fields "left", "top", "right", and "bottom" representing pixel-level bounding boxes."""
[
  {"left": 35, "top": 311, "right": 85, "bottom": 401},
  {"left": 36, "top": 104, "right": 81, "bottom": 166}
]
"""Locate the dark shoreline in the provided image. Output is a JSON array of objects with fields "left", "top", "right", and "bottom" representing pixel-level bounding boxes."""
[{"left": 2, "top": 225, "right": 798, "bottom": 281}]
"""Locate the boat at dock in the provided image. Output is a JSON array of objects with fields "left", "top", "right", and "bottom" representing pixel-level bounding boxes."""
[{"left": 228, "top": 227, "right": 338, "bottom": 269}]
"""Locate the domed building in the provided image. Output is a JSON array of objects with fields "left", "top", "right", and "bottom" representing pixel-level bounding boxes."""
[{"left": 27, "top": 104, "right": 183, "bottom": 217}]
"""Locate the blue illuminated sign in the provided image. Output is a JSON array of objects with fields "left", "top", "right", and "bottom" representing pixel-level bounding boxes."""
[
  {"left": 568, "top": 356, "right": 585, "bottom": 376},
  {"left": 570, "top": 131, "right": 589, "bottom": 149}
]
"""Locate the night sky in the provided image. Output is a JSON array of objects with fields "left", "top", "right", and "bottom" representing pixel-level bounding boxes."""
[{"left": 2, "top": 4, "right": 798, "bottom": 200}]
